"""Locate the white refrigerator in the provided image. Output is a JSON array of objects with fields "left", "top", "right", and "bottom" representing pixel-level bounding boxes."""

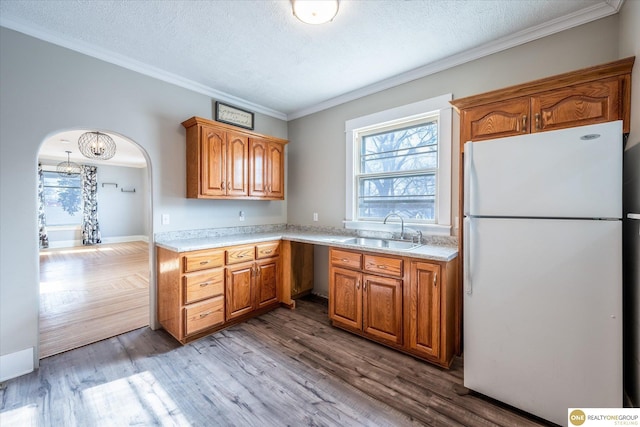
[{"left": 463, "top": 121, "right": 623, "bottom": 425}]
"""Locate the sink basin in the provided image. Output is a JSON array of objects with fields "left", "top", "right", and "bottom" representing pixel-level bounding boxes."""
[{"left": 341, "top": 237, "right": 422, "bottom": 251}]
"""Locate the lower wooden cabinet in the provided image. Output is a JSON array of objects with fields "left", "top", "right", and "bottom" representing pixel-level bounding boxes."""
[
  {"left": 157, "top": 241, "right": 281, "bottom": 344},
  {"left": 329, "top": 247, "right": 458, "bottom": 368}
]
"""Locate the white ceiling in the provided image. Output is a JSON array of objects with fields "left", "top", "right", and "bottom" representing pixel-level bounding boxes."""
[
  {"left": 0, "top": 0, "right": 622, "bottom": 122},
  {"left": 2, "top": 0, "right": 623, "bottom": 168}
]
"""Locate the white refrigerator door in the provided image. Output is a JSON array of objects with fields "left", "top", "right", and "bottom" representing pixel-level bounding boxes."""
[
  {"left": 464, "top": 121, "right": 622, "bottom": 219},
  {"left": 463, "top": 217, "right": 622, "bottom": 426}
]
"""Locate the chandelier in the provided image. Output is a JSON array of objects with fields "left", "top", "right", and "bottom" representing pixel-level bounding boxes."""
[
  {"left": 78, "top": 131, "right": 116, "bottom": 160},
  {"left": 57, "top": 151, "right": 81, "bottom": 176}
]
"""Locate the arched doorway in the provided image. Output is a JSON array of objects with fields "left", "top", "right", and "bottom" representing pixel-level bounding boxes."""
[{"left": 36, "top": 129, "right": 153, "bottom": 358}]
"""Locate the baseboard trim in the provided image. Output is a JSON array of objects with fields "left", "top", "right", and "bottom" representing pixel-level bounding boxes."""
[{"left": 0, "top": 348, "right": 34, "bottom": 382}]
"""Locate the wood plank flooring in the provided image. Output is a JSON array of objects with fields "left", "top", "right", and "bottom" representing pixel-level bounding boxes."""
[
  {"left": 39, "top": 241, "right": 150, "bottom": 358},
  {"left": 1, "top": 298, "right": 551, "bottom": 426}
]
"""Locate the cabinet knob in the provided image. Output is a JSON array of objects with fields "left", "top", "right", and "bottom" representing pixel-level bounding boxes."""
[
  {"left": 221, "top": 181, "right": 226, "bottom": 190},
  {"left": 535, "top": 113, "right": 541, "bottom": 130},
  {"left": 522, "top": 115, "right": 527, "bottom": 133},
  {"left": 433, "top": 272, "right": 438, "bottom": 286}
]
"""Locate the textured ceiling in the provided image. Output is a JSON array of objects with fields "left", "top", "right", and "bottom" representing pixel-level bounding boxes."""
[{"left": 0, "top": 0, "right": 620, "bottom": 123}]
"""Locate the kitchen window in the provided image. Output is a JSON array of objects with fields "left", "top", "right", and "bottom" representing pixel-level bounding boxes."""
[{"left": 345, "top": 94, "right": 452, "bottom": 235}]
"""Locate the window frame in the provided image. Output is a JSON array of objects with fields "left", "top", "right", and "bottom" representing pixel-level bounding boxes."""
[
  {"left": 344, "top": 94, "right": 452, "bottom": 235},
  {"left": 41, "top": 165, "right": 84, "bottom": 228}
]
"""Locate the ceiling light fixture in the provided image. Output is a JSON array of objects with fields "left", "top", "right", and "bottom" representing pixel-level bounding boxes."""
[
  {"left": 57, "top": 150, "right": 81, "bottom": 176},
  {"left": 292, "top": 0, "right": 339, "bottom": 25},
  {"left": 78, "top": 131, "right": 116, "bottom": 160}
]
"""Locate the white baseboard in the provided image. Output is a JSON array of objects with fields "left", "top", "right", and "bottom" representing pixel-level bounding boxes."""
[
  {"left": 46, "top": 235, "right": 149, "bottom": 249},
  {"left": 0, "top": 347, "right": 34, "bottom": 382}
]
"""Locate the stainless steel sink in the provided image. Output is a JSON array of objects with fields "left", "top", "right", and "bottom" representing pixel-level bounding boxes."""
[{"left": 340, "top": 237, "right": 422, "bottom": 251}]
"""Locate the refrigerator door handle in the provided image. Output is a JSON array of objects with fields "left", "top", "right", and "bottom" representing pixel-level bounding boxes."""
[
  {"left": 464, "top": 142, "right": 473, "bottom": 216},
  {"left": 464, "top": 217, "right": 472, "bottom": 295}
]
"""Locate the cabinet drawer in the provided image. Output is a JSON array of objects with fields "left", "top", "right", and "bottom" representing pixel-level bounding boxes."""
[
  {"left": 183, "top": 269, "right": 224, "bottom": 304},
  {"left": 331, "top": 249, "right": 362, "bottom": 270},
  {"left": 184, "top": 296, "right": 224, "bottom": 336},
  {"left": 226, "top": 245, "right": 256, "bottom": 265},
  {"left": 184, "top": 250, "right": 225, "bottom": 273},
  {"left": 256, "top": 241, "right": 280, "bottom": 259},
  {"left": 364, "top": 254, "right": 403, "bottom": 278}
]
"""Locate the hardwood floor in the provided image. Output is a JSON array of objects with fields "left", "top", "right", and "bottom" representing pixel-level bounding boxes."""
[
  {"left": 1, "top": 298, "right": 550, "bottom": 427},
  {"left": 39, "top": 241, "right": 150, "bottom": 358}
]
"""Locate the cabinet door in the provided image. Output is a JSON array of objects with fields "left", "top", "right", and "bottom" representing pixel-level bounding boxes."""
[
  {"left": 267, "top": 142, "right": 285, "bottom": 199},
  {"left": 249, "top": 138, "right": 268, "bottom": 197},
  {"left": 200, "top": 126, "right": 226, "bottom": 196},
  {"left": 407, "top": 261, "right": 441, "bottom": 359},
  {"left": 256, "top": 258, "right": 279, "bottom": 309},
  {"left": 531, "top": 78, "right": 620, "bottom": 133},
  {"left": 329, "top": 266, "right": 362, "bottom": 330},
  {"left": 461, "top": 97, "right": 529, "bottom": 145},
  {"left": 226, "top": 131, "right": 249, "bottom": 197},
  {"left": 226, "top": 263, "right": 255, "bottom": 320},
  {"left": 362, "top": 274, "right": 402, "bottom": 344}
]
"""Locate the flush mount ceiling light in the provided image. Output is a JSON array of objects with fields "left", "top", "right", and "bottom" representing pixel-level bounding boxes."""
[
  {"left": 57, "top": 150, "right": 81, "bottom": 176},
  {"left": 292, "top": 0, "right": 339, "bottom": 25},
  {"left": 78, "top": 131, "right": 116, "bottom": 160}
]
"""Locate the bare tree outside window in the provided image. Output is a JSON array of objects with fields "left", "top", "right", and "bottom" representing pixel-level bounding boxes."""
[
  {"left": 43, "top": 171, "right": 83, "bottom": 225},
  {"left": 357, "top": 119, "right": 438, "bottom": 221}
]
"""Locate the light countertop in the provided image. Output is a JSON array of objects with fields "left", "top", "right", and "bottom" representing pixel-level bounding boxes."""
[{"left": 156, "top": 231, "right": 458, "bottom": 262}]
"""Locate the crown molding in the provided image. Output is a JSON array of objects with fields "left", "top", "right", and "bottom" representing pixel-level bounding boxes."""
[
  {"left": 286, "top": 1, "right": 621, "bottom": 120},
  {"left": 0, "top": 15, "right": 288, "bottom": 121},
  {"left": 0, "top": 1, "right": 622, "bottom": 124}
]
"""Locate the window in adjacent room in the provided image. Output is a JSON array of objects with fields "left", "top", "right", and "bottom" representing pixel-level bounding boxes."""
[
  {"left": 42, "top": 171, "right": 83, "bottom": 226},
  {"left": 345, "top": 94, "right": 452, "bottom": 234}
]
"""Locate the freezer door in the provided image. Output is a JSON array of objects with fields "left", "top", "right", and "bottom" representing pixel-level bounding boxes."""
[
  {"left": 463, "top": 217, "right": 622, "bottom": 426},
  {"left": 465, "top": 121, "right": 622, "bottom": 219}
]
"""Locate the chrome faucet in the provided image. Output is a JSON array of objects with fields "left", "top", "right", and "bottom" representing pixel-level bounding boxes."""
[{"left": 383, "top": 213, "right": 404, "bottom": 240}]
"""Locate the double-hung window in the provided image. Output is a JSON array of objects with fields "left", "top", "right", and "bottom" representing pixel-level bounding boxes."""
[
  {"left": 42, "top": 170, "right": 83, "bottom": 226},
  {"left": 345, "top": 94, "right": 452, "bottom": 235}
]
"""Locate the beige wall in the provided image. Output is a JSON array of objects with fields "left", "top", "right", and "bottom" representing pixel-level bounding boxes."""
[
  {"left": 0, "top": 27, "right": 287, "bottom": 375},
  {"left": 619, "top": 0, "right": 640, "bottom": 407}
]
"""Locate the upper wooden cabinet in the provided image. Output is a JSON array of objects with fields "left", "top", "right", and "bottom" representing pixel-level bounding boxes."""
[
  {"left": 249, "top": 137, "right": 285, "bottom": 199},
  {"left": 182, "top": 117, "right": 288, "bottom": 200},
  {"left": 451, "top": 57, "right": 635, "bottom": 150}
]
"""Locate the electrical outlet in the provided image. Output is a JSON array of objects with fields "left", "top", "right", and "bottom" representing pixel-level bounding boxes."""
[
  {"left": 313, "top": 212, "right": 318, "bottom": 222},
  {"left": 161, "top": 214, "right": 170, "bottom": 225},
  {"left": 239, "top": 210, "right": 245, "bottom": 221}
]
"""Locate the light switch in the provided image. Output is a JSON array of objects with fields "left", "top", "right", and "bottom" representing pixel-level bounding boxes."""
[{"left": 161, "top": 214, "right": 170, "bottom": 225}]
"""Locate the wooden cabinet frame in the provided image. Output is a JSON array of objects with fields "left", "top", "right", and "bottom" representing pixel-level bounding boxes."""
[{"left": 183, "top": 117, "right": 288, "bottom": 200}]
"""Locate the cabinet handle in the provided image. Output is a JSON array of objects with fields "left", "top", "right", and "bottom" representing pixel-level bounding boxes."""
[
  {"left": 377, "top": 264, "right": 387, "bottom": 269},
  {"left": 535, "top": 113, "right": 541, "bottom": 130},
  {"left": 433, "top": 272, "right": 437, "bottom": 287},
  {"left": 221, "top": 181, "right": 226, "bottom": 190},
  {"left": 363, "top": 281, "right": 367, "bottom": 291},
  {"left": 341, "top": 258, "right": 349, "bottom": 262},
  {"left": 263, "top": 249, "right": 273, "bottom": 254},
  {"left": 522, "top": 115, "right": 527, "bottom": 133},
  {"left": 199, "top": 311, "right": 212, "bottom": 318},
  {"left": 199, "top": 281, "right": 211, "bottom": 287},
  {"left": 356, "top": 280, "right": 360, "bottom": 290},
  {"left": 199, "top": 260, "right": 210, "bottom": 265},
  {"left": 227, "top": 181, "right": 231, "bottom": 190}
]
